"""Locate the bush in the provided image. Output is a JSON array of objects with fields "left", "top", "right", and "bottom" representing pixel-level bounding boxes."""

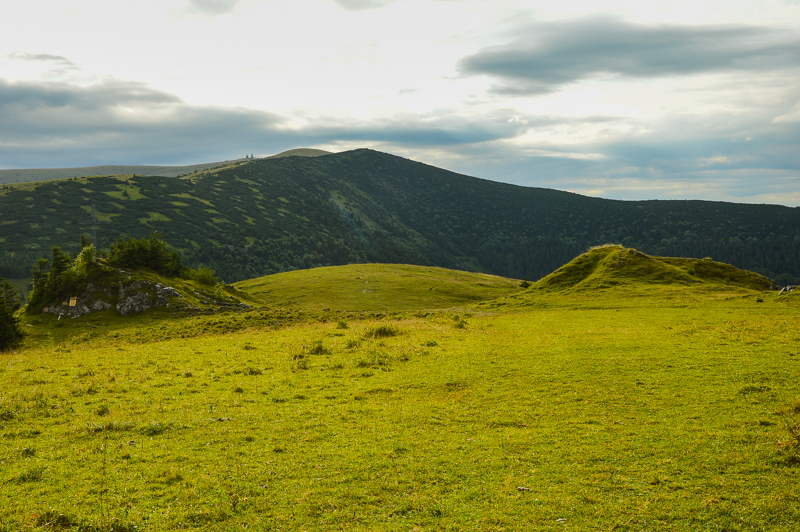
[
  {"left": 188, "top": 266, "right": 218, "bottom": 286},
  {"left": 107, "top": 232, "right": 185, "bottom": 278}
]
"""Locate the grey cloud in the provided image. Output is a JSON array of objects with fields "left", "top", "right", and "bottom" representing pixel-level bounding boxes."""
[
  {"left": 459, "top": 17, "right": 800, "bottom": 94},
  {"left": 0, "top": 79, "right": 528, "bottom": 168},
  {"left": 306, "top": 113, "right": 528, "bottom": 147},
  {"left": 8, "top": 52, "right": 78, "bottom": 70},
  {"left": 188, "top": 0, "right": 242, "bottom": 15},
  {"left": 332, "top": 0, "right": 469, "bottom": 10},
  {"left": 0, "top": 78, "right": 285, "bottom": 167}
]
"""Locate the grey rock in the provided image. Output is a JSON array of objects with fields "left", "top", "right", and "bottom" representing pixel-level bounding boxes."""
[
  {"left": 116, "top": 291, "right": 155, "bottom": 316},
  {"left": 91, "top": 300, "right": 113, "bottom": 312}
]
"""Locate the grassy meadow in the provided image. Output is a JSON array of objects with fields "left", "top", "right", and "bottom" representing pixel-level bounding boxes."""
[
  {"left": 235, "top": 263, "right": 521, "bottom": 312},
  {"left": 2, "top": 256, "right": 799, "bottom": 531}
]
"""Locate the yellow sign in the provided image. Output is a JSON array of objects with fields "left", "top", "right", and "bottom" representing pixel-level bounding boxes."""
[{"left": 69, "top": 297, "right": 77, "bottom": 307}]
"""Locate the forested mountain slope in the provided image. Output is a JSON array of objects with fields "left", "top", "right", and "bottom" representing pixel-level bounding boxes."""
[{"left": 1, "top": 149, "right": 798, "bottom": 284}]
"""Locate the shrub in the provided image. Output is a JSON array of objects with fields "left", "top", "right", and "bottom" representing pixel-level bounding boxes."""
[
  {"left": 364, "top": 325, "right": 399, "bottom": 338},
  {"left": 188, "top": 266, "right": 218, "bottom": 286},
  {"left": 107, "top": 231, "right": 185, "bottom": 278},
  {"left": 308, "top": 341, "right": 330, "bottom": 355}
]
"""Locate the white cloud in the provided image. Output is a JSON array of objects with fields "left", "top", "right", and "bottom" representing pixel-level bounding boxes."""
[
  {"left": 187, "top": 0, "right": 242, "bottom": 14},
  {"left": 772, "top": 101, "right": 800, "bottom": 123}
]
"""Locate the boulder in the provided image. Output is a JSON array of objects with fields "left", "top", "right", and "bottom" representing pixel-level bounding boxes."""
[
  {"left": 116, "top": 291, "right": 155, "bottom": 316},
  {"left": 91, "top": 300, "right": 113, "bottom": 312}
]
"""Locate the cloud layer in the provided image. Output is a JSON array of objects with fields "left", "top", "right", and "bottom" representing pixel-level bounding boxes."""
[
  {"left": 459, "top": 17, "right": 800, "bottom": 94},
  {"left": 0, "top": 78, "right": 522, "bottom": 167}
]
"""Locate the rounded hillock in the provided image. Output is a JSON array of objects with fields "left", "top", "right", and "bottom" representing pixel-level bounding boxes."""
[
  {"left": 533, "top": 245, "right": 775, "bottom": 292},
  {"left": 234, "top": 263, "right": 519, "bottom": 311}
]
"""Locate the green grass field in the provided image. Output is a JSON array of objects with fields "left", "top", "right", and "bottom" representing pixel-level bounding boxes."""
[{"left": 2, "top": 253, "right": 799, "bottom": 531}]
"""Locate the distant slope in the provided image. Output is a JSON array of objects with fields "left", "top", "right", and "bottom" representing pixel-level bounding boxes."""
[
  {"left": 533, "top": 245, "right": 775, "bottom": 292},
  {"left": 1, "top": 149, "right": 799, "bottom": 284},
  {"left": 0, "top": 148, "right": 331, "bottom": 185},
  {"left": 269, "top": 148, "right": 332, "bottom": 158},
  {"left": 0, "top": 159, "right": 246, "bottom": 184},
  {"left": 235, "top": 263, "right": 520, "bottom": 311}
]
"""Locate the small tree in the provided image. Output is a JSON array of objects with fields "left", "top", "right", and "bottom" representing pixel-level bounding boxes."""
[
  {"left": 1, "top": 279, "right": 20, "bottom": 312},
  {"left": 0, "top": 276, "right": 22, "bottom": 351},
  {"left": 27, "top": 257, "right": 50, "bottom": 310},
  {"left": 46, "top": 247, "right": 73, "bottom": 298},
  {"left": 80, "top": 232, "right": 92, "bottom": 250}
]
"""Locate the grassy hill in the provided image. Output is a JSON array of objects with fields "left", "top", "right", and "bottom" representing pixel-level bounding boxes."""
[
  {"left": 532, "top": 244, "right": 775, "bottom": 292},
  {"left": 2, "top": 149, "right": 799, "bottom": 286},
  {"left": 235, "top": 263, "right": 521, "bottom": 311},
  {"left": 2, "top": 254, "right": 798, "bottom": 530}
]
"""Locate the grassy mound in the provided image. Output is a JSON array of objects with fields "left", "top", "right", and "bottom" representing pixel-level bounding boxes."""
[
  {"left": 533, "top": 244, "right": 775, "bottom": 292},
  {"left": 234, "top": 263, "right": 520, "bottom": 311}
]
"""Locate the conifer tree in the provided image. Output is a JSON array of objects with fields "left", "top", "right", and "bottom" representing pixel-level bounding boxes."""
[{"left": 0, "top": 277, "right": 22, "bottom": 351}]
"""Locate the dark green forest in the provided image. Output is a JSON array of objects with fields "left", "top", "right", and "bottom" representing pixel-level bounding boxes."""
[{"left": 1, "top": 149, "right": 799, "bottom": 285}]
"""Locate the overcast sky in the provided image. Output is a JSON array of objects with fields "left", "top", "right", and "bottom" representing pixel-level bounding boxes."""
[{"left": 1, "top": 0, "right": 799, "bottom": 205}]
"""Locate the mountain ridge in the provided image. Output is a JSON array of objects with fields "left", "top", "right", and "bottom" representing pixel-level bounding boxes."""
[
  {"left": 1, "top": 148, "right": 799, "bottom": 285},
  {"left": 0, "top": 147, "right": 330, "bottom": 185}
]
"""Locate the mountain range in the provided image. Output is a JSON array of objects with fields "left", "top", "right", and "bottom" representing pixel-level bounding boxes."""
[{"left": 1, "top": 148, "right": 798, "bottom": 285}]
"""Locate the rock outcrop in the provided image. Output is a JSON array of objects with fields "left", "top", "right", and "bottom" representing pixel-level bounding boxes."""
[{"left": 42, "top": 280, "right": 184, "bottom": 317}]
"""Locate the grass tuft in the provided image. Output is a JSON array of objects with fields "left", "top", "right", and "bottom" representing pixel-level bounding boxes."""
[
  {"left": 140, "top": 422, "right": 171, "bottom": 437},
  {"left": 14, "top": 465, "right": 45, "bottom": 484},
  {"left": 363, "top": 325, "right": 399, "bottom": 339}
]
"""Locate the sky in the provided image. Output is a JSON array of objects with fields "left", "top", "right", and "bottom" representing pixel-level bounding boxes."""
[{"left": 1, "top": 0, "right": 799, "bottom": 206}]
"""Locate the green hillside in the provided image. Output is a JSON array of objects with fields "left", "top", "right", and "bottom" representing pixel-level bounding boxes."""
[
  {"left": 533, "top": 244, "right": 775, "bottom": 292},
  {"left": 235, "top": 263, "right": 520, "bottom": 311},
  {"left": 1, "top": 149, "right": 799, "bottom": 285}
]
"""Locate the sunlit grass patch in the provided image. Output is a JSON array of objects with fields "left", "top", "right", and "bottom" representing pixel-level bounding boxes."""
[{"left": 1, "top": 277, "right": 798, "bottom": 530}]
